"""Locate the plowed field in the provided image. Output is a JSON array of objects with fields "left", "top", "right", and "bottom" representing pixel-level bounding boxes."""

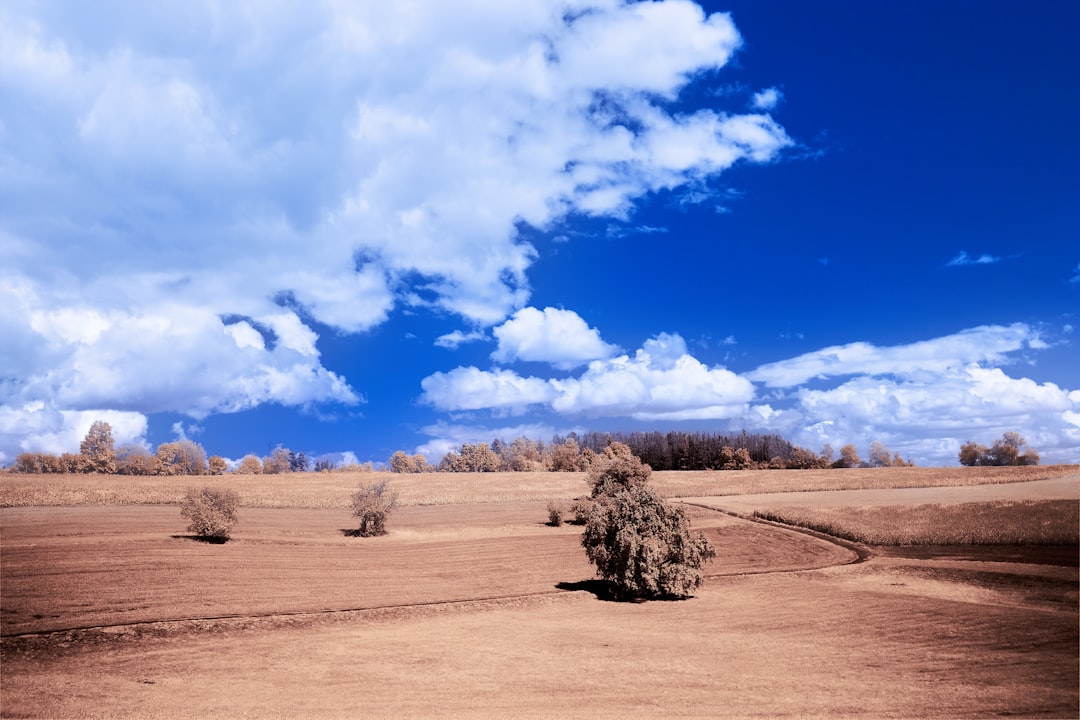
[{"left": 2, "top": 477, "right": 1077, "bottom": 718}]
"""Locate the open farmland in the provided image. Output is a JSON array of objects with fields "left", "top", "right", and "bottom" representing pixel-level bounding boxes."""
[
  {"left": 1, "top": 463, "right": 1076, "bottom": 508},
  {"left": 2, "top": 467, "right": 1077, "bottom": 718}
]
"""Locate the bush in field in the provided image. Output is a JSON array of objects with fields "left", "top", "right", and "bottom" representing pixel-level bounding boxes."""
[
  {"left": 546, "top": 500, "right": 564, "bottom": 527},
  {"left": 582, "top": 484, "right": 716, "bottom": 599},
  {"left": 180, "top": 486, "right": 240, "bottom": 541},
  {"left": 580, "top": 442, "right": 715, "bottom": 599},
  {"left": 350, "top": 479, "right": 399, "bottom": 536}
]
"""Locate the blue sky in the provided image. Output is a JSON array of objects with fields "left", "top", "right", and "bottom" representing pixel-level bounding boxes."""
[{"left": 2, "top": 0, "right": 1077, "bottom": 467}]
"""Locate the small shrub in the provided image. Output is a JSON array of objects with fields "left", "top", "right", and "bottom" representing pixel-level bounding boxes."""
[
  {"left": 350, "top": 479, "right": 399, "bottom": 536},
  {"left": 546, "top": 500, "right": 564, "bottom": 527},
  {"left": 181, "top": 486, "right": 240, "bottom": 541},
  {"left": 570, "top": 497, "right": 593, "bottom": 525}
]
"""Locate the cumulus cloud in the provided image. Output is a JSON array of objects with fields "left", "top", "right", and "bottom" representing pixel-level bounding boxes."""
[
  {"left": 741, "top": 324, "right": 1080, "bottom": 464},
  {"left": 416, "top": 319, "right": 1080, "bottom": 465},
  {"left": 0, "top": 403, "right": 147, "bottom": 464},
  {"left": 421, "top": 367, "right": 557, "bottom": 414},
  {"left": 422, "top": 332, "right": 754, "bottom": 421},
  {"left": 746, "top": 323, "right": 1042, "bottom": 388},
  {"left": 492, "top": 307, "right": 619, "bottom": 369},
  {"left": 781, "top": 366, "right": 1080, "bottom": 465},
  {"left": 946, "top": 251, "right": 1002, "bottom": 267},
  {"left": 751, "top": 87, "right": 782, "bottom": 110},
  {"left": 0, "top": 0, "right": 791, "bottom": 457}
]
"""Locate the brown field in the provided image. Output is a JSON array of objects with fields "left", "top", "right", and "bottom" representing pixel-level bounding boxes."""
[
  {"left": 2, "top": 463, "right": 1075, "bottom": 508},
  {"left": 2, "top": 468, "right": 1078, "bottom": 718}
]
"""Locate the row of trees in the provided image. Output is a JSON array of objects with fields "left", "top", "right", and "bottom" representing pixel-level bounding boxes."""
[
  {"left": 958, "top": 432, "right": 1040, "bottom": 466},
  {"left": 10, "top": 420, "right": 1042, "bottom": 477},
  {"left": 10, "top": 421, "right": 316, "bottom": 477},
  {"left": 400, "top": 433, "right": 917, "bottom": 474}
]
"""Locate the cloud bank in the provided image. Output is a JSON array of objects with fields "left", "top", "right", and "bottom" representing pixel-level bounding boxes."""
[
  {"left": 0, "top": 0, "right": 791, "bottom": 460},
  {"left": 421, "top": 324, "right": 1080, "bottom": 465}
]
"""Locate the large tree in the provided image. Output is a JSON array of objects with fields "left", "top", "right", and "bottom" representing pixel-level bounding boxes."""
[
  {"left": 80, "top": 420, "right": 117, "bottom": 473},
  {"left": 579, "top": 443, "right": 715, "bottom": 599}
]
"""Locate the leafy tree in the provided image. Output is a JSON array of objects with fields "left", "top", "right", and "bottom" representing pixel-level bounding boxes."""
[
  {"left": 579, "top": 443, "right": 714, "bottom": 599},
  {"left": 506, "top": 437, "right": 544, "bottom": 471},
  {"left": 958, "top": 441, "right": 989, "bottom": 466},
  {"left": 389, "top": 450, "right": 421, "bottom": 473},
  {"left": 180, "top": 486, "right": 240, "bottom": 541},
  {"left": 262, "top": 445, "right": 292, "bottom": 474},
  {"left": 13, "top": 452, "right": 44, "bottom": 473},
  {"left": 157, "top": 440, "right": 207, "bottom": 475},
  {"left": 788, "top": 446, "right": 829, "bottom": 469},
  {"left": 549, "top": 438, "right": 584, "bottom": 471},
  {"left": 116, "top": 445, "right": 162, "bottom": 475},
  {"left": 80, "top": 420, "right": 117, "bottom": 473},
  {"left": 960, "top": 432, "right": 1040, "bottom": 466},
  {"left": 718, "top": 445, "right": 753, "bottom": 470},
  {"left": 834, "top": 444, "right": 862, "bottom": 468},
  {"left": 235, "top": 454, "right": 263, "bottom": 474},
  {"left": 867, "top": 441, "right": 893, "bottom": 468},
  {"left": 350, "top": 478, "right": 399, "bottom": 536},
  {"left": 208, "top": 455, "right": 228, "bottom": 475},
  {"left": 586, "top": 442, "right": 652, "bottom": 499},
  {"left": 440, "top": 443, "right": 500, "bottom": 472}
]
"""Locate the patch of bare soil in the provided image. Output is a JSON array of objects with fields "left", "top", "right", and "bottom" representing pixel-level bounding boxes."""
[{"left": 2, "top": 497, "right": 1076, "bottom": 718}]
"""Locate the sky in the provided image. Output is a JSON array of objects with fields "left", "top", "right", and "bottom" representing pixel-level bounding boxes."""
[{"left": 1, "top": 0, "right": 1078, "bottom": 468}]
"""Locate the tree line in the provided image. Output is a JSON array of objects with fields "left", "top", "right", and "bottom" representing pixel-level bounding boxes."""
[
  {"left": 9, "top": 420, "right": 1045, "bottom": 476},
  {"left": 395, "top": 431, "right": 919, "bottom": 473},
  {"left": 9, "top": 421, "right": 315, "bottom": 476}
]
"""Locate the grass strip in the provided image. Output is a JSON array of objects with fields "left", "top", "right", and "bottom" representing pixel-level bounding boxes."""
[{"left": 753, "top": 499, "right": 1079, "bottom": 546}]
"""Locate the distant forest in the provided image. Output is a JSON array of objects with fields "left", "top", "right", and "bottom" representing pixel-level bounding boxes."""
[{"left": 568, "top": 431, "right": 810, "bottom": 471}]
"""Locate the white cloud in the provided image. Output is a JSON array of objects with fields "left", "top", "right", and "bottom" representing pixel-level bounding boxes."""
[
  {"left": 751, "top": 87, "right": 782, "bottom": 111},
  {"left": 435, "top": 329, "right": 488, "bottom": 350},
  {"left": 0, "top": 0, "right": 791, "bottom": 458},
  {"left": 416, "top": 322, "right": 1080, "bottom": 465},
  {"left": 737, "top": 324, "right": 1080, "bottom": 464},
  {"left": 0, "top": 403, "right": 147, "bottom": 463},
  {"left": 747, "top": 323, "right": 1041, "bottom": 388},
  {"left": 422, "top": 332, "right": 754, "bottom": 421},
  {"left": 492, "top": 307, "right": 618, "bottom": 369},
  {"left": 1070, "top": 263, "right": 1080, "bottom": 284},
  {"left": 781, "top": 365, "right": 1080, "bottom": 465},
  {"left": 421, "top": 367, "right": 558, "bottom": 414},
  {"left": 947, "top": 251, "right": 1002, "bottom": 267}
]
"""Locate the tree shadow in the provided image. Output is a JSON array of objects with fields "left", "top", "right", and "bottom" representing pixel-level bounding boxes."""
[
  {"left": 556, "top": 579, "right": 629, "bottom": 602},
  {"left": 556, "top": 579, "right": 691, "bottom": 603},
  {"left": 171, "top": 534, "right": 230, "bottom": 544},
  {"left": 340, "top": 528, "right": 387, "bottom": 538}
]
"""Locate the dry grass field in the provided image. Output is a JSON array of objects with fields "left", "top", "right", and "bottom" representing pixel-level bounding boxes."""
[
  {"left": 2, "top": 466, "right": 1077, "bottom": 718},
  {"left": 1, "top": 463, "right": 1075, "bottom": 508},
  {"left": 754, "top": 499, "right": 1079, "bottom": 545}
]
